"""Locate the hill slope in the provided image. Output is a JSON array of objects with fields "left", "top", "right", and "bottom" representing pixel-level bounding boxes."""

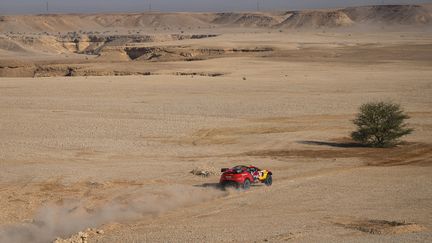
[{"left": 0, "top": 4, "right": 431, "bottom": 33}]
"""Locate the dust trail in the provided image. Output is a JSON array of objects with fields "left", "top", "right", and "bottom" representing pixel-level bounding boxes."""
[{"left": 0, "top": 185, "right": 228, "bottom": 243}]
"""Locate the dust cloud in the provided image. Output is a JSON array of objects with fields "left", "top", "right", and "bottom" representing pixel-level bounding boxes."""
[{"left": 0, "top": 185, "right": 228, "bottom": 243}]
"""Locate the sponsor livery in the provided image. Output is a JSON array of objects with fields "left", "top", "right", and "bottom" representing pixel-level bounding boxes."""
[{"left": 220, "top": 165, "right": 272, "bottom": 189}]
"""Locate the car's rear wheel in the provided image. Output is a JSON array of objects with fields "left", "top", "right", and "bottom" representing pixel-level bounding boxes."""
[
  {"left": 264, "top": 175, "right": 272, "bottom": 186},
  {"left": 221, "top": 181, "right": 235, "bottom": 190},
  {"left": 242, "top": 179, "right": 251, "bottom": 190}
]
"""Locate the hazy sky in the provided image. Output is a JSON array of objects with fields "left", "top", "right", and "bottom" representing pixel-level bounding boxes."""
[{"left": 1, "top": 0, "right": 432, "bottom": 14}]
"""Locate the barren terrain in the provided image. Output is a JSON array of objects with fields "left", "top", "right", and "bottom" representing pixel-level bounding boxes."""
[{"left": 1, "top": 4, "right": 432, "bottom": 243}]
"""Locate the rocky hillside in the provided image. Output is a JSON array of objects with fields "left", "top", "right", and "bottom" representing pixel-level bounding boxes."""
[{"left": 0, "top": 5, "right": 431, "bottom": 33}]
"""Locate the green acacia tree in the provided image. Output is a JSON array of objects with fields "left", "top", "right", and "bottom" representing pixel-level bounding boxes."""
[{"left": 351, "top": 101, "right": 413, "bottom": 147}]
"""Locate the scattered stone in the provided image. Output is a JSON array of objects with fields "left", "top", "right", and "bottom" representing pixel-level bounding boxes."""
[
  {"left": 190, "top": 167, "right": 218, "bottom": 177},
  {"left": 53, "top": 228, "right": 103, "bottom": 243}
]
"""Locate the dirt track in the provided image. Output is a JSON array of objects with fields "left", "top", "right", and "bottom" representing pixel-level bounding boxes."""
[{"left": 1, "top": 6, "right": 432, "bottom": 243}]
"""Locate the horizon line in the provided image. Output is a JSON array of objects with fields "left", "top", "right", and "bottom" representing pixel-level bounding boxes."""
[{"left": 1, "top": 3, "right": 429, "bottom": 16}]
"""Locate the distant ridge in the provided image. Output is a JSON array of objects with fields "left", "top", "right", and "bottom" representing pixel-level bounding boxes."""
[
  {"left": 0, "top": 4, "right": 431, "bottom": 32},
  {"left": 342, "top": 5, "right": 432, "bottom": 25},
  {"left": 276, "top": 11, "right": 354, "bottom": 28}
]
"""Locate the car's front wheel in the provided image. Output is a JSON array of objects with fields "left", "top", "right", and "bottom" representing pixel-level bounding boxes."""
[
  {"left": 264, "top": 175, "right": 272, "bottom": 186},
  {"left": 242, "top": 179, "right": 251, "bottom": 190}
]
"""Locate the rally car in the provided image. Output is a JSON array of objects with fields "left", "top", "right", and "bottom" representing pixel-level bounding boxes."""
[{"left": 219, "top": 165, "right": 272, "bottom": 190}]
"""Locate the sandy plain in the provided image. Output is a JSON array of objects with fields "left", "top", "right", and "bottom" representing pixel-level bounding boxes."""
[{"left": 1, "top": 6, "right": 432, "bottom": 243}]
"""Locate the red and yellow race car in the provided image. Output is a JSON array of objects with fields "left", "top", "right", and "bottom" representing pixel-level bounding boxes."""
[{"left": 220, "top": 165, "right": 273, "bottom": 190}]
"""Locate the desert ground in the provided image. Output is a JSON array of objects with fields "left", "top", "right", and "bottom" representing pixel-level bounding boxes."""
[{"left": 1, "top": 4, "right": 432, "bottom": 243}]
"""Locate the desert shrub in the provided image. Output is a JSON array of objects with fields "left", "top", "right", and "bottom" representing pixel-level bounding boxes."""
[{"left": 351, "top": 101, "right": 413, "bottom": 147}]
